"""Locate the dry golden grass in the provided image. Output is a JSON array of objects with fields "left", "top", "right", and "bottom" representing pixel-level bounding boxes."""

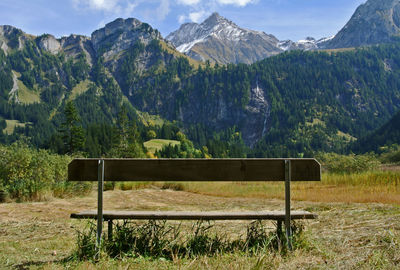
[
  {"left": 173, "top": 170, "right": 400, "bottom": 205},
  {"left": 1, "top": 169, "right": 400, "bottom": 268},
  {"left": 0, "top": 188, "right": 399, "bottom": 269}
]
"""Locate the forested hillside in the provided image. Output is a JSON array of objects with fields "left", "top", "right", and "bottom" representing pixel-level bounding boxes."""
[
  {"left": 2, "top": 19, "right": 400, "bottom": 158},
  {"left": 352, "top": 109, "right": 400, "bottom": 154}
]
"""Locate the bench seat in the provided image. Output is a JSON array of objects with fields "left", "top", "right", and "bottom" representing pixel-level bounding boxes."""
[{"left": 71, "top": 210, "right": 317, "bottom": 221}]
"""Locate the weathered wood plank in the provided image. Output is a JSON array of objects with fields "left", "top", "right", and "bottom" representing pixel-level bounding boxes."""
[
  {"left": 68, "top": 158, "right": 321, "bottom": 182},
  {"left": 70, "top": 210, "right": 317, "bottom": 220}
]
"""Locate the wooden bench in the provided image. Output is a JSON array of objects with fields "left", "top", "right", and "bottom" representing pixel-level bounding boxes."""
[{"left": 68, "top": 158, "right": 321, "bottom": 249}]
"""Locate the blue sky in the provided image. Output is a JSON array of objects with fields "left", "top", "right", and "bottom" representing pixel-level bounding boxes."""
[{"left": 0, "top": 0, "right": 366, "bottom": 41}]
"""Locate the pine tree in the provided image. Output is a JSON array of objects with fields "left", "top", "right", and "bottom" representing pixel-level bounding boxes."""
[
  {"left": 109, "top": 105, "right": 145, "bottom": 158},
  {"left": 61, "top": 101, "right": 85, "bottom": 154}
]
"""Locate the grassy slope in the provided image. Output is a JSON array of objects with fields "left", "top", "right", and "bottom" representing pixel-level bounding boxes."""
[
  {"left": 16, "top": 79, "right": 40, "bottom": 104},
  {"left": 135, "top": 110, "right": 165, "bottom": 127},
  {"left": 159, "top": 41, "right": 204, "bottom": 68},
  {"left": 144, "top": 139, "right": 180, "bottom": 154},
  {"left": 67, "top": 80, "right": 92, "bottom": 101}
]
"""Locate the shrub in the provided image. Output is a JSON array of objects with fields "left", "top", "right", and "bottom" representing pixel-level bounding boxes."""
[
  {"left": 0, "top": 142, "right": 91, "bottom": 201},
  {"left": 317, "top": 152, "right": 380, "bottom": 174}
]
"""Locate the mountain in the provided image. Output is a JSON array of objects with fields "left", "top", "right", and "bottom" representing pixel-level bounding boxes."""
[
  {"left": 166, "top": 12, "right": 283, "bottom": 64},
  {"left": 325, "top": 0, "right": 400, "bottom": 49},
  {"left": 167, "top": 0, "right": 400, "bottom": 63},
  {"left": 278, "top": 37, "right": 333, "bottom": 51},
  {"left": 2, "top": 17, "right": 400, "bottom": 157}
]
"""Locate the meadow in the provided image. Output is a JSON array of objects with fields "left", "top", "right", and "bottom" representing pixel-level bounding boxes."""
[{"left": 0, "top": 144, "right": 400, "bottom": 269}]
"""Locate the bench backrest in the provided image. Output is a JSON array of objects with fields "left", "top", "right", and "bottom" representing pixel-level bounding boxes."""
[{"left": 68, "top": 158, "right": 321, "bottom": 182}]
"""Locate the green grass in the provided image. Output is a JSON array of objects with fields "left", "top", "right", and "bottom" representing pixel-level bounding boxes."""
[
  {"left": 17, "top": 79, "right": 41, "bottom": 104},
  {"left": 3, "top": 119, "right": 30, "bottom": 135},
  {"left": 136, "top": 110, "right": 166, "bottom": 127},
  {"left": 68, "top": 80, "right": 92, "bottom": 101},
  {"left": 160, "top": 40, "right": 203, "bottom": 68},
  {"left": 144, "top": 139, "right": 180, "bottom": 154}
]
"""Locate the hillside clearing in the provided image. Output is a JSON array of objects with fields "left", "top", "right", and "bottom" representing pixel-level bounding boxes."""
[
  {"left": 144, "top": 139, "right": 180, "bottom": 153},
  {"left": 3, "top": 119, "right": 30, "bottom": 135},
  {"left": 68, "top": 80, "right": 92, "bottom": 101},
  {"left": 16, "top": 79, "right": 41, "bottom": 104}
]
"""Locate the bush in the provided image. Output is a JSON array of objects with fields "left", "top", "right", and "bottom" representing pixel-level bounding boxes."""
[
  {"left": 379, "top": 145, "right": 400, "bottom": 164},
  {"left": 0, "top": 142, "right": 91, "bottom": 201},
  {"left": 317, "top": 152, "right": 380, "bottom": 174}
]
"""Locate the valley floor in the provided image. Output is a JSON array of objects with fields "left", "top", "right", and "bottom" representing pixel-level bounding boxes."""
[{"left": 0, "top": 188, "right": 399, "bottom": 269}]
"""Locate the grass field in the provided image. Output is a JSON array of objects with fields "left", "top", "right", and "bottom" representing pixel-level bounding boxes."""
[
  {"left": 1, "top": 168, "right": 400, "bottom": 269},
  {"left": 144, "top": 139, "right": 181, "bottom": 154},
  {"left": 0, "top": 187, "right": 399, "bottom": 269},
  {"left": 173, "top": 170, "right": 400, "bottom": 204},
  {"left": 3, "top": 119, "right": 30, "bottom": 135}
]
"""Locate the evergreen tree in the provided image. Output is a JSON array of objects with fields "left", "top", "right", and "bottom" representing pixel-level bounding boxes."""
[
  {"left": 60, "top": 101, "right": 85, "bottom": 154},
  {"left": 109, "top": 105, "right": 146, "bottom": 158}
]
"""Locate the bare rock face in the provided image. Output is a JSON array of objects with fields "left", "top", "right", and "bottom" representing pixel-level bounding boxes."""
[
  {"left": 91, "top": 18, "right": 161, "bottom": 61},
  {"left": 37, "top": 34, "right": 61, "bottom": 54},
  {"left": 0, "top": 25, "right": 29, "bottom": 51},
  {"left": 60, "top": 35, "right": 95, "bottom": 65},
  {"left": 326, "top": 0, "right": 400, "bottom": 49},
  {"left": 243, "top": 83, "right": 270, "bottom": 146}
]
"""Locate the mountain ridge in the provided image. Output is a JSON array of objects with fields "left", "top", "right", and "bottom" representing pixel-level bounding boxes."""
[{"left": 166, "top": 12, "right": 283, "bottom": 64}]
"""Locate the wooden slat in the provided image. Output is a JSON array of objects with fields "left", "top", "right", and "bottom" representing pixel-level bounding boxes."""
[
  {"left": 70, "top": 210, "right": 317, "bottom": 220},
  {"left": 68, "top": 158, "right": 321, "bottom": 182}
]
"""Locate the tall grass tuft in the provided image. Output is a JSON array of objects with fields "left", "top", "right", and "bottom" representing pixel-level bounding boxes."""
[{"left": 75, "top": 220, "right": 309, "bottom": 261}]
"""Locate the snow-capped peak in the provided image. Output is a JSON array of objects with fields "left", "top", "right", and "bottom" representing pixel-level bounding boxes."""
[
  {"left": 167, "top": 12, "right": 278, "bottom": 54},
  {"left": 278, "top": 35, "right": 335, "bottom": 51}
]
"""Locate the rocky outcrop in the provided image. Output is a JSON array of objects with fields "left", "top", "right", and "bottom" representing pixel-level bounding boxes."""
[
  {"left": 243, "top": 83, "right": 270, "bottom": 146},
  {"left": 36, "top": 34, "right": 61, "bottom": 54},
  {"left": 91, "top": 18, "right": 161, "bottom": 61},
  {"left": 60, "top": 35, "right": 95, "bottom": 65},
  {"left": 0, "top": 25, "right": 29, "bottom": 50}
]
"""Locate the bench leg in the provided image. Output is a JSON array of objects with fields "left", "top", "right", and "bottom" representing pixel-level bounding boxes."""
[
  {"left": 108, "top": 220, "right": 113, "bottom": 240},
  {"left": 276, "top": 220, "right": 283, "bottom": 251},
  {"left": 277, "top": 220, "right": 282, "bottom": 236},
  {"left": 285, "top": 160, "right": 292, "bottom": 251},
  {"left": 97, "top": 159, "right": 105, "bottom": 251}
]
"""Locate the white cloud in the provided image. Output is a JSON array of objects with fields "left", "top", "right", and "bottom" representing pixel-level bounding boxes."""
[
  {"left": 124, "top": 2, "right": 139, "bottom": 16},
  {"left": 72, "top": 0, "right": 119, "bottom": 11},
  {"left": 177, "top": 0, "right": 201, "bottom": 5},
  {"left": 216, "top": 0, "right": 256, "bottom": 7},
  {"left": 189, "top": 10, "right": 207, "bottom": 22},
  {"left": 178, "top": 14, "right": 187, "bottom": 23},
  {"left": 156, "top": 0, "right": 170, "bottom": 20},
  {"left": 177, "top": 10, "right": 208, "bottom": 23}
]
